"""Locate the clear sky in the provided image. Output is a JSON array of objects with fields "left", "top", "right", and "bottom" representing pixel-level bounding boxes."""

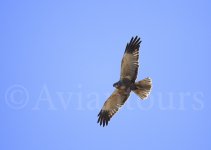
[{"left": 0, "top": 0, "right": 211, "bottom": 150}]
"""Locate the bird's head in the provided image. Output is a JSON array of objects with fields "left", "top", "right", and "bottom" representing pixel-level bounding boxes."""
[
  {"left": 113, "top": 82, "right": 120, "bottom": 88},
  {"left": 113, "top": 81, "right": 126, "bottom": 89}
]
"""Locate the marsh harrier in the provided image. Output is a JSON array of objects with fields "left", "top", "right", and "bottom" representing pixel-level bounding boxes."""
[{"left": 97, "top": 36, "right": 152, "bottom": 127}]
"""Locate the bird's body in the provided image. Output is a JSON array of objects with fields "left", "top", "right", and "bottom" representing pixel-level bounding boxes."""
[{"left": 97, "top": 36, "right": 152, "bottom": 127}]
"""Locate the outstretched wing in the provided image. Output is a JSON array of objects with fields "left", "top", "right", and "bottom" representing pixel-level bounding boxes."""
[
  {"left": 97, "top": 89, "right": 130, "bottom": 127},
  {"left": 120, "top": 36, "right": 141, "bottom": 82}
]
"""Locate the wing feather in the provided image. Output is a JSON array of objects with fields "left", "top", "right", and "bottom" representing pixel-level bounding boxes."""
[
  {"left": 97, "top": 89, "right": 130, "bottom": 127},
  {"left": 120, "top": 36, "right": 141, "bottom": 82}
]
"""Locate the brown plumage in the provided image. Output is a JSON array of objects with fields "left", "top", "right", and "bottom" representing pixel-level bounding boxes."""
[
  {"left": 97, "top": 36, "right": 152, "bottom": 127},
  {"left": 97, "top": 89, "right": 130, "bottom": 126},
  {"left": 120, "top": 36, "right": 140, "bottom": 83}
]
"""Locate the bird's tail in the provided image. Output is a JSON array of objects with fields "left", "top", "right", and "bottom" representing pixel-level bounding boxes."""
[{"left": 132, "top": 77, "right": 152, "bottom": 100}]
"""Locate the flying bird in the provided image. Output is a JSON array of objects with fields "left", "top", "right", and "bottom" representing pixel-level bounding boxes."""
[{"left": 97, "top": 36, "right": 152, "bottom": 127}]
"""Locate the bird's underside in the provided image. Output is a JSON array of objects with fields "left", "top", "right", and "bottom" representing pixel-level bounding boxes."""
[{"left": 97, "top": 36, "right": 152, "bottom": 127}]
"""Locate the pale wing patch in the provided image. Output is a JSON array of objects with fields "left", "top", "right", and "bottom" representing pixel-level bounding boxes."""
[{"left": 120, "top": 49, "right": 139, "bottom": 81}]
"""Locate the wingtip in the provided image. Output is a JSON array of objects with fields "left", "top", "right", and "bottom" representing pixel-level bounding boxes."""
[
  {"left": 97, "top": 110, "right": 110, "bottom": 127},
  {"left": 125, "top": 36, "right": 141, "bottom": 53}
]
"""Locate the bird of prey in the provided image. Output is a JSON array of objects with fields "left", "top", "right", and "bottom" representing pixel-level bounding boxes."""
[{"left": 97, "top": 36, "right": 152, "bottom": 127}]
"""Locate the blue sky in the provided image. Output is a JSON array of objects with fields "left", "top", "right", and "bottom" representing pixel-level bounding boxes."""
[{"left": 0, "top": 0, "right": 211, "bottom": 150}]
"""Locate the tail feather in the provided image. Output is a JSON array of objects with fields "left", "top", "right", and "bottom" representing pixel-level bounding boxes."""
[{"left": 133, "top": 77, "right": 152, "bottom": 100}]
